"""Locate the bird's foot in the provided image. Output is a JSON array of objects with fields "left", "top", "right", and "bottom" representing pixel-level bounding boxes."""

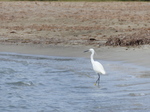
[{"left": 94, "top": 82, "right": 100, "bottom": 88}]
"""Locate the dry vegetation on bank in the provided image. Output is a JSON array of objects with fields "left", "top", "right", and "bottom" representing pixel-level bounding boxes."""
[{"left": 0, "top": 1, "right": 150, "bottom": 46}]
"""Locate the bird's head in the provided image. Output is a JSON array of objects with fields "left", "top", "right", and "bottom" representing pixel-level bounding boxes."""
[{"left": 84, "top": 48, "right": 94, "bottom": 53}]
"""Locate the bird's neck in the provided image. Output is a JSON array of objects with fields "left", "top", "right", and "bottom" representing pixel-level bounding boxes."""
[{"left": 90, "top": 51, "right": 94, "bottom": 63}]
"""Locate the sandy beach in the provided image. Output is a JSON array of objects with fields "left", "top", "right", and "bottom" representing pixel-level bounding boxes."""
[{"left": 0, "top": 1, "right": 150, "bottom": 67}]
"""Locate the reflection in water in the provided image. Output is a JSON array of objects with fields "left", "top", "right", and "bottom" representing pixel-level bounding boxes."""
[{"left": 0, "top": 52, "right": 150, "bottom": 112}]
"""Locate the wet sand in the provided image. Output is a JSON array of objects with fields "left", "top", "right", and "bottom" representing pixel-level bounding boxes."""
[
  {"left": 0, "top": 1, "right": 150, "bottom": 67},
  {"left": 0, "top": 44, "right": 150, "bottom": 68}
]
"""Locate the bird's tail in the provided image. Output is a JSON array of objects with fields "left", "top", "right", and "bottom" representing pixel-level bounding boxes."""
[{"left": 102, "top": 70, "right": 106, "bottom": 75}]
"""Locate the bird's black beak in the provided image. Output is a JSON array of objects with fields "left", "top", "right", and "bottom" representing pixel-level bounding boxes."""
[{"left": 84, "top": 50, "right": 89, "bottom": 53}]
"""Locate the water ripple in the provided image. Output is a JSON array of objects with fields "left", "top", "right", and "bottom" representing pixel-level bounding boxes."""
[
  {"left": 6, "top": 81, "right": 34, "bottom": 86},
  {"left": 0, "top": 52, "right": 150, "bottom": 112}
]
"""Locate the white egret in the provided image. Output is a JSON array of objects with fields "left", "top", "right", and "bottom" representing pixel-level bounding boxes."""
[{"left": 84, "top": 48, "right": 106, "bottom": 87}]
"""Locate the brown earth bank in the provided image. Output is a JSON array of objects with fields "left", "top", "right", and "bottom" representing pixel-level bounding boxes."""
[{"left": 0, "top": 1, "right": 150, "bottom": 47}]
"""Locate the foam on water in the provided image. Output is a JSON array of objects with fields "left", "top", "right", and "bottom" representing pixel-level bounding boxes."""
[{"left": 0, "top": 52, "right": 150, "bottom": 112}]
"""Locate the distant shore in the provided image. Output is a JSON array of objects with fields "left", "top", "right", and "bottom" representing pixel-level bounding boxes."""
[{"left": 0, "top": 1, "right": 150, "bottom": 46}]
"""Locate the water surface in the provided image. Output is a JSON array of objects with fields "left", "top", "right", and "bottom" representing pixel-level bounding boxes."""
[{"left": 0, "top": 52, "right": 150, "bottom": 112}]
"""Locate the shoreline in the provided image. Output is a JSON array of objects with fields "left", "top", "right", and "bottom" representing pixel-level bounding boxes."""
[
  {"left": 0, "top": 43, "right": 150, "bottom": 68},
  {"left": 0, "top": 1, "right": 150, "bottom": 68}
]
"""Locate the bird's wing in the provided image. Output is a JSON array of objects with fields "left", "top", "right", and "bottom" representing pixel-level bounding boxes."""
[{"left": 93, "top": 61, "right": 106, "bottom": 75}]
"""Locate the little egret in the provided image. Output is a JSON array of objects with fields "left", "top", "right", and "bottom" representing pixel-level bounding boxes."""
[{"left": 84, "top": 48, "right": 106, "bottom": 87}]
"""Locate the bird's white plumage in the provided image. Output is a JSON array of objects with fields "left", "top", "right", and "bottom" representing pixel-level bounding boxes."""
[
  {"left": 88, "top": 48, "right": 106, "bottom": 75},
  {"left": 91, "top": 61, "right": 106, "bottom": 75}
]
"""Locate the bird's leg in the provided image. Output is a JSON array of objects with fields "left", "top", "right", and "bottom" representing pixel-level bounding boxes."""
[{"left": 96, "top": 73, "right": 100, "bottom": 87}]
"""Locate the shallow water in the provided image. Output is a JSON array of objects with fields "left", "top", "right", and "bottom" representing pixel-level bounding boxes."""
[{"left": 0, "top": 52, "right": 150, "bottom": 112}]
